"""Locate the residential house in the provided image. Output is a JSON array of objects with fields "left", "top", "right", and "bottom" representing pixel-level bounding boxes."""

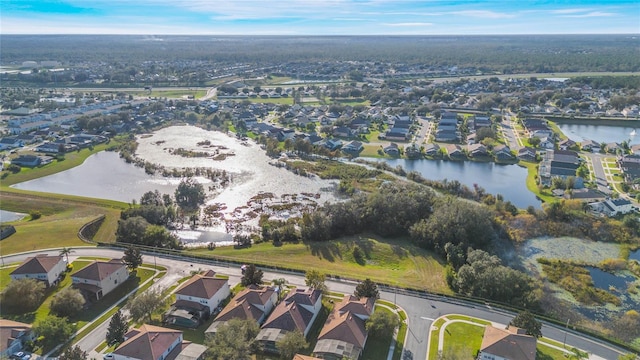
[
  {"left": 324, "top": 139, "right": 343, "bottom": 151},
  {"left": 0, "top": 137, "right": 24, "bottom": 150},
  {"left": 111, "top": 324, "right": 205, "bottom": 360},
  {"left": 205, "top": 285, "right": 277, "bottom": 336},
  {"left": 386, "top": 127, "right": 410, "bottom": 141},
  {"left": 591, "top": 198, "right": 636, "bottom": 217},
  {"left": 71, "top": 259, "right": 129, "bottom": 301},
  {"left": 434, "top": 129, "right": 459, "bottom": 142},
  {"left": 604, "top": 142, "right": 622, "bottom": 154},
  {"left": 277, "top": 129, "right": 296, "bottom": 142},
  {"left": 539, "top": 150, "right": 582, "bottom": 186},
  {"left": 517, "top": 147, "right": 537, "bottom": 162},
  {"left": 313, "top": 295, "right": 375, "bottom": 360},
  {"left": 493, "top": 145, "right": 514, "bottom": 161},
  {"left": 164, "top": 270, "right": 230, "bottom": 328},
  {"left": 424, "top": 143, "right": 440, "bottom": 157},
  {"left": 10, "top": 254, "right": 66, "bottom": 287},
  {"left": 580, "top": 139, "right": 600, "bottom": 152},
  {"left": 558, "top": 138, "right": 576, "bottom": 150},
  {"left": 0, "top": 320, "right": 34, "bottom": 358},
  {"left": 522, "top": 118, "right": 549, "bottom": 135},
  {"left": 478, "top": 326, "right": 536, "bottom": 360},
  {"left": 343, "top": 141, "right": 364, "bottom": 153},
  {"left": 383, "top": 143, "right": 400, "bottom": 156},
  {"left": 446, "top": 144, "right": 463, "bottom": 158},
  {"left": 11, "top": 155, "right": 42, "bottom": 167},
  {"left": 538, "top": 136, "right": 554, "bottom": 150},
  {"left": 256, "top": 287, "right": 323, "bottom": 354},
  {"left": 35, "top": 142, "right": 63, "bottom": 153},
  {"left": 467, "top": 143, "right": 488, "bottom": 157},
  {"left": 473, "top": 116, "right": 491, "bottom": 130},
  {"left": 333, "top": 127, "right": 353, "bottom": 138},
  {"left": 293, "top": 355, "right": 323, "bottom": 360}
]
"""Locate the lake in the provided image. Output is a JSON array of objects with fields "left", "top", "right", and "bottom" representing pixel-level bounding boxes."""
[
  {"left": 11, "top": 125, "right": 338, "bottom": 217},
  {"left": 371, "top": 158, "right": 540, "bottom": 209},
  {"left": 556, "top": 122, "right": 639, "bottom": 145}
]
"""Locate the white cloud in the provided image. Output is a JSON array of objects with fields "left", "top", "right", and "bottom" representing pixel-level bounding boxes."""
[
  {"left": 450, "top": 10, "right": 515, "bottom": 19},
  {"left": 550, "top": 8, "right": 593, "bottom": 14},
  {"left": 559, "top": 11, "right": 616, "bottom": 18},
  {"left": 383, "top": 22, "right": 433, "bottom": 27}
]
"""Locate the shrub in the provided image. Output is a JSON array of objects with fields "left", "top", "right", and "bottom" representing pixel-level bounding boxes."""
[{"left": 29, "top": 210, "right": 42, "bottom": 220}]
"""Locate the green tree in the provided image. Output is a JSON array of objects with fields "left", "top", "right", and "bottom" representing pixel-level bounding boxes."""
[
  {"left": 59, "top": 247, "right": 74, "bottom": 264},
  {"left": 106, "top": 310, "right": 128, "bottom": 346},
  {"left": 175, "top": 177, "right": 206, "bottom": 213},
  {"left": 127, "top": 289, "right": 166, "bottom": 323},
  {"left": 33, "top": 315, "right": 76, "bottom": 352},
  {"left": 143, "top": 225, "right": 180, "bottom": 248},
  {"left": 304, "top": 270, "right": 328, "bottom": 292},
  {"left": 1, "top": 278, "right": 45, "bottom": 312},
  {"left": 59, "top": 345, "right": 87, "bottom": 360},
  {"left": 354, "top": 278, "right": 379, "bottom": 299},
  {"left": 276, "top": 330, "right": 307, "bottom": 359},
  {"left": 50, "top": 287, "right": 85, "bottom": 318},
  {"left": 509, "top": 310, "right": 542, "bottom": 338},
  {"left": 240, "top": 264, "right": 263, "bottom": 287},
  {"left": 366, "top": 310, "right": 400, "bottom": 337},
  {"left": 204, "top": 318, "right": 260, "bottom": 360},
  {"left": 122, "top": 246, "right": 143, "bottom": 270}
]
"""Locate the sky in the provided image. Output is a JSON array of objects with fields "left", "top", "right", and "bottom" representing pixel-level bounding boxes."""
[{"left": 1, "top": 0, "right": 639, "bottom": 35}]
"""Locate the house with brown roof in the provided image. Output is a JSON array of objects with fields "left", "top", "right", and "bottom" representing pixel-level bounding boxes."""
[
  {"left": 478, "top": 326, "right": 537, "bottom": 360},
  {"left": 111, "top": 324, "right": 205, "bottom": 360},
  {"left": 293, "top": 355, "right": 323, "bottom": 360},
  {"left": 71, "top": 259, "right": 129, "bottom": 301},
  {"left": 256, "top": 287, "right": 323, "bottom": 354},
  {"left": 205, "top": 285, "right": 277, "bottom": 336},
  {"left": 0, "top": 319, "right": 34, "bottom": 357},
  {"left": 313, "top": 295, "right": 375, "bottom": 360},
  {"left": 10, "top": 254, "right": 66, "bottom": 287},
  {"left": 164, "top": 270, "right": 230, "bottom": 328}
]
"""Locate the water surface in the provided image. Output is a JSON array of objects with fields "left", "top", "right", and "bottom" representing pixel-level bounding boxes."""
[{"left": 371, "top": 158, "right": 540, "bottom": 209}]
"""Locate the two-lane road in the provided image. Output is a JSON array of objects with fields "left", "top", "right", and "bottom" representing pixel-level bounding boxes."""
[{"left": 1, "top": 248, "right": 630, "bottom": 360}]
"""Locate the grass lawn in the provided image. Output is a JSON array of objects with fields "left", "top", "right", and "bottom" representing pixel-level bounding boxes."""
[
  {"left": 361, "top": 306, "right": 395, "bottom": 360},
  {"left": 439, "top": 322, "right": 484, "bottom": 359},
  {"left": 139, "top": 90, "right": 206, "bottom": 99},
  {"left": 0, "top": 265, "right": 18, "bottom": 292},
  {"left": 518, "top": 161, "right": 554, "bottom": 203},
  {"left": 0, "top": 193, "right": 122, "bottom": 254},
  {"left": 187, "top": 235, "right": 450, "bottom": 293}
]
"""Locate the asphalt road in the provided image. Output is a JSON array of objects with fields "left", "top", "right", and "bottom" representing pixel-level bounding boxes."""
[
  {"left": 501, "top": 113, "right": 522, "bottom": 151},
  {"left": 583, "top": 152, "right": 613, "bottom": 195},
  {"left": 1, "top": 247, "right": 631, "bottom": 360}
]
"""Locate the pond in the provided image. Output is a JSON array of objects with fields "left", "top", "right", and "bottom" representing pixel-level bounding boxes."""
[
  {"left": 370, "top": 158, "right": 541, "bottom": 209},
  {"left": 630, "top": 248, "right": 640, "bottom": 262},
  {"left": 12, "top": 151, "right": 182, "bottom": 203},
  {"left": 556, "top": 122, "right": 640, "bottom": 145},
  {"left": 587, "top": 266, "right": 636, "bottom": 293},
  {"left": 0, "top": 209, "right": 26, "bottom": 223}
]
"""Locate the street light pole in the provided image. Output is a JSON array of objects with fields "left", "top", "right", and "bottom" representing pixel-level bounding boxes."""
[{"left": 563, "top": 318, "right": 570, "bottom": 348}]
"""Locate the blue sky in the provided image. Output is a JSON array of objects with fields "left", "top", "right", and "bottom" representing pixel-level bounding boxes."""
[{"left": 1, "top": 0, "right": 639, "bottom": 35}]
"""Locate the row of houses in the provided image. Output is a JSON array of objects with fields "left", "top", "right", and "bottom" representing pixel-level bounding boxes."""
[
  {"left": 434, "top": 112, "right": 460, "bottom": 142},
  {"left": 538, "top": 149, "right": 583, "bottom": 187}
]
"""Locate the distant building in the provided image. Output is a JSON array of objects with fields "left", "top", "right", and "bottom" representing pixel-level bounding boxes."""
[{"left": 0, "top": 319, "right": 34, "bottom": 358}]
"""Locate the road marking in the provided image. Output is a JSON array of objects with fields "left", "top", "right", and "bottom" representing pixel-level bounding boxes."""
[{"left": 420, "top": 316, "right": 435, "bottom": 321}]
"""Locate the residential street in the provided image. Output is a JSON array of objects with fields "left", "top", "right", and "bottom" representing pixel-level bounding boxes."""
[{"left": 1, "top": 247, "right": 630, "bottom": 360}]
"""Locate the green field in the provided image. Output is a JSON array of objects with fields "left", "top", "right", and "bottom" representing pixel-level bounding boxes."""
[{"left": 188, "top": 236, "right": 451, "bottom": 293}]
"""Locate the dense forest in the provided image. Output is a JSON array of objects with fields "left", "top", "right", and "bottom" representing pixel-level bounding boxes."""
[{"left": 1, "top": 34, "right": 639, "bottom": 73}]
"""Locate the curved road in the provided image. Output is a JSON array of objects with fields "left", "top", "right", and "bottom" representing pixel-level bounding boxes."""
[{"left": 1, "top": 248, "right": 631, "bottom": 360}]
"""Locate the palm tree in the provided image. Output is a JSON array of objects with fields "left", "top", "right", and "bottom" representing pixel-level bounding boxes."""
[{"left": 59, "top": 247, "right": 74, "bottom": 264}]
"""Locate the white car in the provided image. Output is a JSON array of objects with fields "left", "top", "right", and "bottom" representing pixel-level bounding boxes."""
[{"left": 103, "top": 354, "right": 114, "bottom": 360}]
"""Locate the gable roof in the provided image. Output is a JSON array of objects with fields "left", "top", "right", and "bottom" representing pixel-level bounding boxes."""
[
  {"left": 175, "top": 272, "right": 227, "bottom": 299},
  {"left": 480, "top": 326, "right": 536, "bottom": 360},
  {"left": 71, "top": 259, "right": 125, "bottom": 281},
  {"left": 113, "top": 324, "right": 182, "bottom": 360},
  {"left": 261, "top": 288, "right": 321, "bottom": 333},
  {"left": 334, "top": 295, "right": 374, "bottom": 317},
  {"left": 10, "top": 254, "right": 63, "bottom": 275},
  {"left": 0, "top": 319, "right": 31, "bottom": 353},
  {"left": 214, "top": 285, "right": 275, "bottom": 322},
  {"left": 315, "top": 295, "right": 373, "bottom": 353}
]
